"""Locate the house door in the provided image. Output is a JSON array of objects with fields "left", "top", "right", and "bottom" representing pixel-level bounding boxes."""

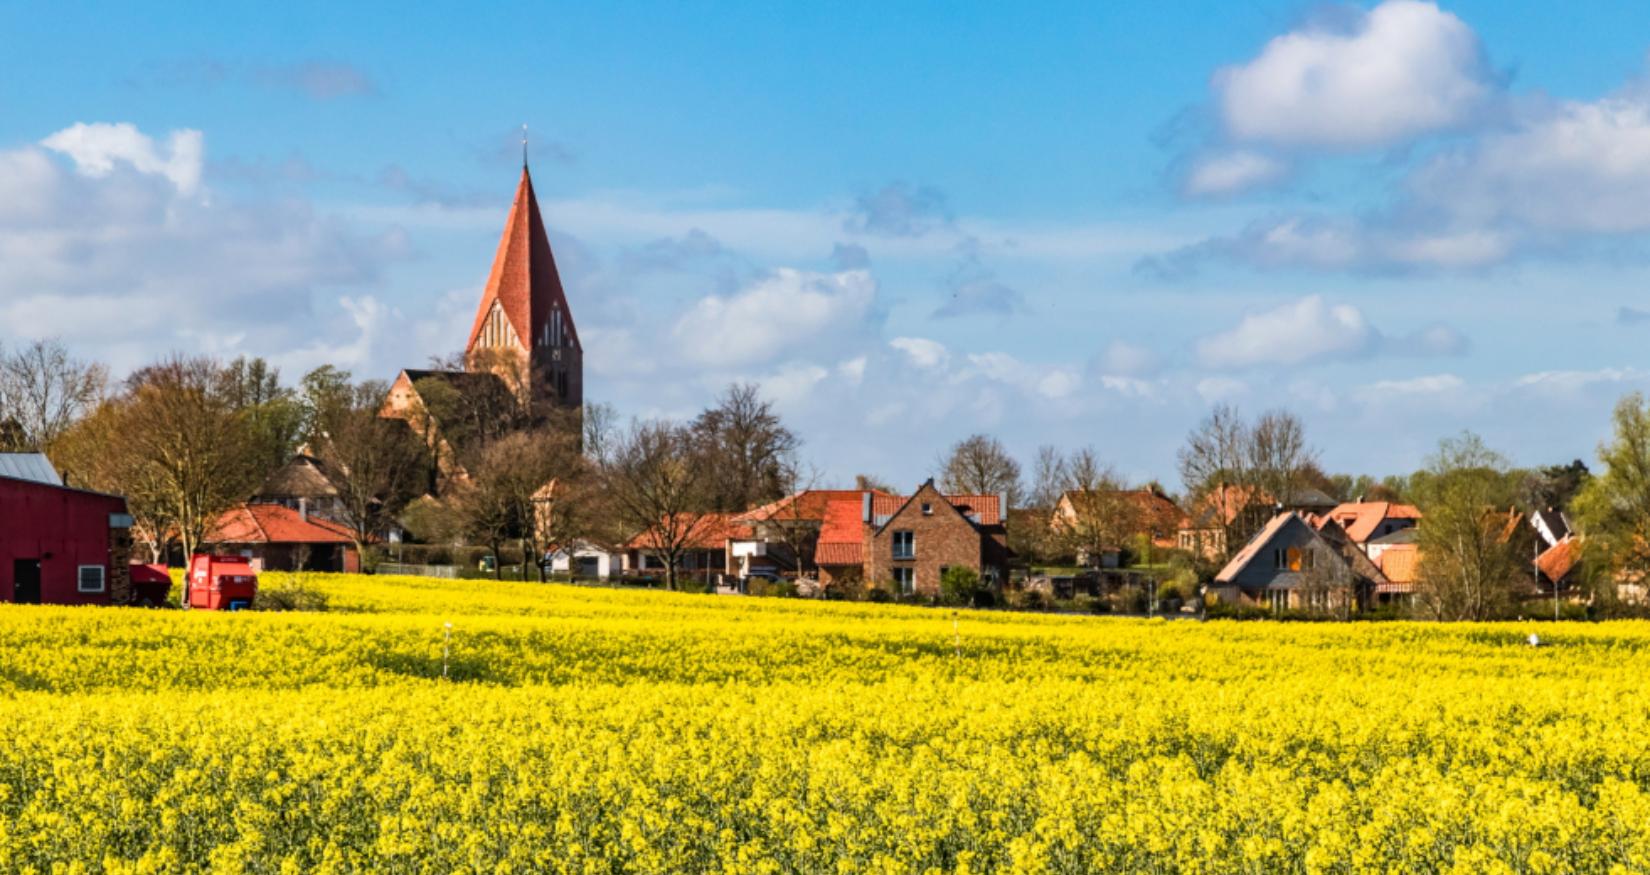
[{"left": 13, "top": 559, "right": 41, "bottom": 604}]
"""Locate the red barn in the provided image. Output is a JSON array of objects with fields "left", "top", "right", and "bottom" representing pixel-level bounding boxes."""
[{"left": 0, "top": 455, "right": 134, "bottom": 605}]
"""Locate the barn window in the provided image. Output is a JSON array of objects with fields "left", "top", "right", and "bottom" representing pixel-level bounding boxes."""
[{"left": 77, "top": 565, "right": 106, "bottom": 593}]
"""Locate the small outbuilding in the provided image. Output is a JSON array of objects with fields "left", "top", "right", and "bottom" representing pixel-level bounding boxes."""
[
  {"left": 206, "top": 503, "right": 361, "bottom": 573},
  {"left": 0, "top": 453, "right": 134, "bottom": 605}
]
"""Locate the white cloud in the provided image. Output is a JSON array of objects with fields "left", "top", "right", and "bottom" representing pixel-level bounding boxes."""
[
  {"left": 1196, "top": 376, "right": 1248, "bottom": 402},
  {"left": 1183, "top": 150, "right": 1289, "bottom": 196},
  {"left": 964, "top": 352, "right": 1081, "bottom": 400},
  {"left": 0, "top": 123, "right": 402, "bottom": 375},
  {"left": 1411, "top": 95, "right": 1650, "bottom": 234},
  {"left": 890, "top": 336, "right": 950, "bottom": 370},
  {"left": 1215, "top": 0, "right": 1491, "bottom": 149},
  {"left": 1196, "top": 296, "right": 1376, "bottom": 368},
  {"left": 670, "top": 268, "right": 876, "bottom": 368},
  {"left": 1367, "top": 374, "right": 1466, "bottom": 395},
  {"left": 1514, "top": 367, "right": 1648, "bottom": 395},
  {"left": 1096, "top": 340, "right": 1159, "bottom": 377},
  {"left": 40, "top": 122, "right": 204, "bottom": 195}
]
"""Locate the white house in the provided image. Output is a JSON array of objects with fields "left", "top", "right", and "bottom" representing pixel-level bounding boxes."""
[{"left": 546, "top": 541, "right": 621, "bottom": 579}]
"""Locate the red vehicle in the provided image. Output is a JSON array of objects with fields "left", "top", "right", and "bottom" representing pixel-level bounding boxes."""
[
  {"left": 183, "top": 554, "right": 257, "bottom": 611},
  {"left": 127, "top": 563, "right": 173, "bottom": 607}
]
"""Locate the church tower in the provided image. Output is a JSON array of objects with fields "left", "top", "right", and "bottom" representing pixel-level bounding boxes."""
[{"left": 463, "top": 165, "right": 582, "bottom": 416}]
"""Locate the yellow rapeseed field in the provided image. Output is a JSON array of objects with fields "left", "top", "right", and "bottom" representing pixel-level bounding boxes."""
[{"left": 2, "top": 573, "right": 1648, "bottom": 873}]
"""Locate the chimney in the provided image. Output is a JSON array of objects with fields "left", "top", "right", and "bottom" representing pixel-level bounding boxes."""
[
  {"left": 862, "top": 491, "right": 872, "bottom": 524},
  {"left": 299, "top": 497, "right": 308, "bottom": 522}
]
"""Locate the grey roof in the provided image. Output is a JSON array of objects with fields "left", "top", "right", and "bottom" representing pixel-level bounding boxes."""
[
  {"left": 0, "top": 453, "right": 62, "bottom": 486},
  {"left": 1368, "top": 527, "right": 1418, "bottom": 546}
]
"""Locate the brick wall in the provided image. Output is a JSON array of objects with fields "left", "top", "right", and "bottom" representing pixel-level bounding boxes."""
[{"left": 866, "top": 482, "right": 992, "bottom": 597}]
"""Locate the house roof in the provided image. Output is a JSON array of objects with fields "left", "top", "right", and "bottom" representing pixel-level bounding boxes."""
[
  {"left": 1322, "top": 501, "right": 1422, "bottom": 543},
  {"left": 465, "top": 167, "right": 580, "bottom": 354},
  {"left": 1214, "top": 511, "right": 1390, "bottom": 588},
  {"left": 1214, "top": 512, "right": 1299, "bottom": 584},
  {"left": 735, "top": 489, "right": 887, "bottom": 524},
  {"left": 254, "top": 455, "right": 338, "bottom": 500},
  {"left": 814, "top": 498, "right": 867, "bottom": 565},
  {"left": 0, "top": 452, "right": 61, "bottom": 486},
  {"left": 1537, "top": 536, "right": 1580, "bottom": 584},
  {"left": 869, "top": 491, "right": 1002, "bottom": 526},
  {"left": 1369, "top": 526, "right": 1419, "bottom": 546},
  {"left": 1375, "top": 543, "right": 1419, "bottom": 588},
  {"left": 210, "top": 503, "right": 356, "bottom": 546},
  {"left": 1532, "top": 509, "right": 1572, "bottom": 545},
  {"left": 625, "top": 513, "right": 751, "bottom": 551}
]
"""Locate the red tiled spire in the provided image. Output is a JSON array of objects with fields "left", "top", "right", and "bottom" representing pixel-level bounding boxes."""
[{"left": 465, "top": 167, "right": 580, "bottom": 355}]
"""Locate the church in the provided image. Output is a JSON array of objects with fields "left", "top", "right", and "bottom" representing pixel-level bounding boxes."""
[{"left": 380, "top": 160, "right": 583, "bottom": 487}]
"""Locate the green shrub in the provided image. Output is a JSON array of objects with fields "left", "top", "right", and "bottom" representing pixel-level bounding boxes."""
[
  {"left": 253, "top": 574, "right": 331, "bottom": 612},
  {"left": 940, "top": 567, "right": 982, "bottom": 607}
]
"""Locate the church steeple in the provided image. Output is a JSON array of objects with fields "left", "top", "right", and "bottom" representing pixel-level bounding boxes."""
[{"left": 464, "top": 165, "right": 583, "bottom": 411}]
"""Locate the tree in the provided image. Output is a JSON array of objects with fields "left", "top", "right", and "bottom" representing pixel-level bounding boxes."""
[
  {"left": 218, "top": 356, "right": 303, "bottom": 478},
  {"left": 466, "top": 427, "right": 586, "bottom": 581},
  {"left": 602, "top": 419, "right": 718, "bottom": 591},
  {"left": 1027, "top": 444, "right": 1068, "bottom": 510},
  {"left": 307, "top": 379, "right": 427, "bottom": 569},
  {"left": 938, "top": 434, "right": 1023, "bottom": 506},
  {"left": 0, "top": 338, "right": 107, "bottom": 452},
  {"left": 692, "top": 383, "right": 799, "bottom": 514},
  {"left": 1413, "top": 432, "right": 1522, "bottom": 621},
  {"left": 1178, "top": 405, "right": 1317, "bottom": 559},
  {"left": 1050, "top": 447, "right": 1142, "bottom": 568},
  {"left": 64, "top": 357, "right": 261, "bottom": 561},
  {"left": 1520, "top": 460, "right": 1591, "bottom": 513},
  {"left": 1573, "top": 394, "right": 1650, "bottom": 601},
  {"left": 854, "top": 473, "right": 897, "bottom": 493}
]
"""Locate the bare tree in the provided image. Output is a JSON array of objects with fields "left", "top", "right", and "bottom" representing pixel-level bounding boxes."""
[
  {"left": 1178, "top": 405, "right": 1317, "bottom": 558},
  {"left": 53, "top": 399, "right": 174, "bottom": 562},
  {"left": 0, "top": 338, "right": 107, "bottom": 452},
  {"left": 854, "top": 473, "right": 896, "bottom": 493},
  {"left": 1414, "top": 432, "right": 1522, "bottom": 621},
  {"left": 693, "top": 383, "right": 799, "bottom": 513},
  {"left": 938, "top": 433, "right": 1023, "bottom": 506},
  {"left": 1051, "top": 447, "right": 1142, "bottom": 568},
  {"left": 466, "top": 427, "right": 586, "bottom": 581},
  {"left": 308, "top": 381, "right": 427, "bottom": 569},
  {"left": 1028, "top": 444, "right": 1068, "bottom": 510},
  {"left": 603, "top": 419, "right": 719, "bottom": 591}
]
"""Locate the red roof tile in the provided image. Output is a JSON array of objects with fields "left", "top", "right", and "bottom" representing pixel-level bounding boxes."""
[
  {"left": 210, "top": 503, "right": 355, "bottom": 545},
  {"left": 1323, "top": 501, "right": 1422, "bottom": 543},
  {"left": 815, "top": 498, "right": 866, "bottom": 565},
  {"left": 871, "top": 492, "right": 1003, "bottom": 525},
  {"left": 1538, "top": 536, "right": 1579, "bottom": 583},
  {"left": 1376, "top": 543, "right": 1419, "bottom": 586},
  {"left": 625, "top": 513, "right": 750, "bottom": 551},
  {"left": 465, "top": 168, "right": 579, "bottom": 354}
]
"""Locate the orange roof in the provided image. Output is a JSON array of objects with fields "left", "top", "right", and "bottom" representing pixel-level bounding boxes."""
[
  {"left": 1323, "top": 502, "right": 1422, "bottom": 543},
  {"left": 210, "top": 503, "right": 355, "bottom": 545},
  {"left": 815, "top": 498, "right": 866, "bottom": 565},
  {"left": 871, "top": 492, "right": 1003, "bottom": 525},
  {"left": 465, "top": 168, "right": 579, "bottom": 354},
  {"left": 1376, "top": 543, "right": 1419, "bottom": 588},
  {"left": 735, "top": 489, "right": 887, "bottom": 523},
  {"left": 1538, "top": 536, "right": 1580, "bottom": 583},
  {"left": 625, "top": 513, "right": 750, "bottom": 551}
]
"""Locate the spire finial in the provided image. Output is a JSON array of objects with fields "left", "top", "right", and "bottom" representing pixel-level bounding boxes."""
[{"left": 521, "top": 123, "right": 529, "bottom": 169}]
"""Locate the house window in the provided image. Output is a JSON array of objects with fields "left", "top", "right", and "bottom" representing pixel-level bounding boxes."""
[
  {"left": 893, "top": 567, "right": 915, "bottom": 595},
  {"left": 892, "top": 531, "right": 915, "bottom": 560},
  {"left": 1272, "top": 548, "right": 1284, "bottom": 569},
  {"left": 77, "top": 565, "right": 105, "bottom": 593},
  {"left": 1286, "top": 547, "right": 1302, "bottom": 572},
  {"left": 921, "top": 502, "right": 933, "bottom": 516},
  {"left": 1268, "top": 589, "right": 1288, "bottom": 612},
  {"left": 1303, "top": 550, "right": 1315, "bottom": 569}
]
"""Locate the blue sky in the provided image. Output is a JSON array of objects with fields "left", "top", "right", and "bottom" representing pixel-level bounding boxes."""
[{"left": 4, "top": 1, "right": 1650, "bottom": 489}]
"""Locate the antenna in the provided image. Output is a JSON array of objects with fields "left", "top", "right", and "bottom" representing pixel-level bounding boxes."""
[{"left": 521, "top": 123, "right": 529, "bottom": 169}]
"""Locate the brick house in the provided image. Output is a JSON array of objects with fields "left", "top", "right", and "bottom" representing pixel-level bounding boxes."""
[{"left": 863, "top": 480, "right": 1010, "bottom": 598}]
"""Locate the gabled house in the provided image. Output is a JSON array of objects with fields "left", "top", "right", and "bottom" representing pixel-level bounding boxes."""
[
  {"left": 1212, "top": 512, "right": 1388, "bottom": 613},
  {"left": 1531, "top": 509, "right": 1572, "bottom": 550},
  {"left": 1536, "top": 536, "right": 1581, "bottom": 593},
  {"left": 1177, "top": 483, "right": 1340, "bottom": 560},
  {"left": 621, "top": 514, "right": 752, "bottom": 578},
  {"left": 863, "top": 481, "right": 1010, "bottom": 597},
  {"left": 206, "top": 503, "right": 361, "bottom": 573}
]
